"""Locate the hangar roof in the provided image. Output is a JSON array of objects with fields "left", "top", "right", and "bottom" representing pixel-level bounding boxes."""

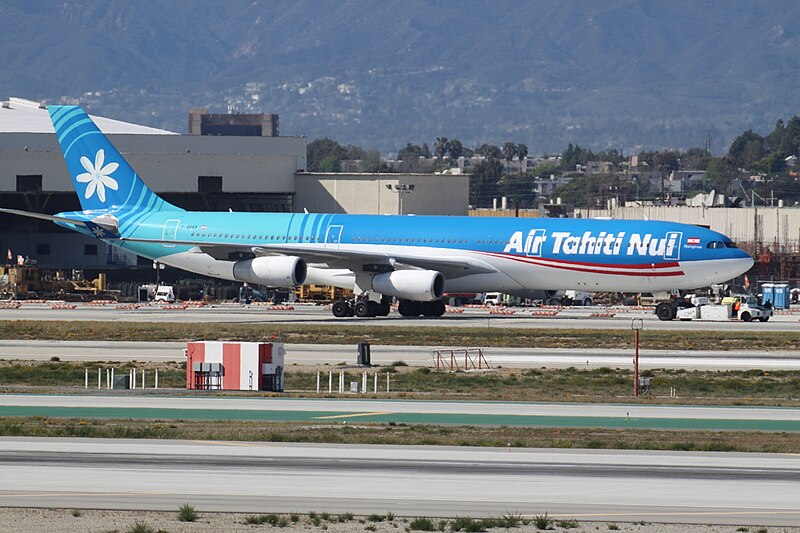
[{"left": 0, "top": 97, "right": 178, "bottom": 135}]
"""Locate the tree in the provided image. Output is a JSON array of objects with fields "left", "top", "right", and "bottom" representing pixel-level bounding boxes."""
[
  {"left": 517, "top": 143, "right": 529, "bottom": 161},
  {"left": 469, "top": 158, "right": 504, "bottom": 207},
  {"left": 448, "top": 138, "right": 464, "bottom": 160},
  {"left": 397, "top": 143, "right": 425, "bottom": 161},
  {"left": 728, "top": 130, "right": 765, "bottom": 168},
  {"left": 476, "top": 143, "right": 501, "bottom": 160},
  {"left": 434, "top": 137, "right": 449, "bottom": 160},
  {"left": 307, "top": 138, "right": 348, "bottom": 172}
]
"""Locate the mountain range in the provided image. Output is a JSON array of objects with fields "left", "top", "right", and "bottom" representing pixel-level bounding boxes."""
[{"left": 2, "top": 0, "right": 799, "bottom": 155}]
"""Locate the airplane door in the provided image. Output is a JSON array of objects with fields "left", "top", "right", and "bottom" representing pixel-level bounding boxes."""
[
  {"left": 162, "top": 219, "right": 180, "bottom": 248},
  {"left": 324, "top": 225, "right": 343, "bottom": 250}
]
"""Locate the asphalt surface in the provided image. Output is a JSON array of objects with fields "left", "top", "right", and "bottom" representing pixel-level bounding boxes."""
[
  {"left": 2, "top": 339, "right": 800, "bottom": 370},
  {"left": 0, "top": 437, "right": 798, "bottom": 526},
  {"left": 1, "top": 302, "right": 799, "bottom": 330}
]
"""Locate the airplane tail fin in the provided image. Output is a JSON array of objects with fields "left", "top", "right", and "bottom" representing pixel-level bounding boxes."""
[{"left": 48, "top": 105, "right": 181, "bottom": 214}]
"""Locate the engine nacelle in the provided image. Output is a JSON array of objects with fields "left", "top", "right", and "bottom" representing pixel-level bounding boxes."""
[
  {"left": 372, "top": 270, "right": 444, "bottom": 301},
  {"left": 233, "top": 256, "right": 307, "bottom": 287}
]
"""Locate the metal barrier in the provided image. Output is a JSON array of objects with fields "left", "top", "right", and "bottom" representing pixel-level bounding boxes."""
[{"left": 433, "top": 348, "right": 492, "bottom": 371}]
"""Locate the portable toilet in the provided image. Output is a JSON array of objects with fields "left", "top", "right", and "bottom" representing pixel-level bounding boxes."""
[
  {"left": 761, "top": 283, "right": 775, "bottom": 307},
  {"left": 773, "top": 283, "right": 790, "bottom": 309}
]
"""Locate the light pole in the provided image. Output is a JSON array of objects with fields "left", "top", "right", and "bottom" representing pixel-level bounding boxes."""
[
  {"left": 153, "top": 261, "right": 165, "bottom": 285},
  {"left": 386, "top": 183, "right": 415, "bottom": 214},
  {"left": 631, "top": 318, "right": 643, "bottom": 397}
]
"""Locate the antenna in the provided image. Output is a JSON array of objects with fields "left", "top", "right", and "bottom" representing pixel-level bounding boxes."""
[{"left": 705, "top": 130, "right": 712, "bottom": 154}]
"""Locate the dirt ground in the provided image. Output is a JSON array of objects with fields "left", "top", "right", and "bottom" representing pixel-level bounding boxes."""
[{"left": 0, "top": 508, "right": 793, "bottom": 533}]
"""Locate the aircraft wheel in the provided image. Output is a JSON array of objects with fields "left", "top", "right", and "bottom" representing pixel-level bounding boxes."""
[
  {"left": 354, "top": 301, "right": 371, "bottom": 318},
  {"left": 366, "top": 300, "right": 380, "bottom": 317},
  {"left": 655, "top": 302, "right": 675, "bottom": 321},
  {"left": 433, "top": 300, "right": 446, "bottom": 317},
  {"left": 379, "top": 303, "right": 391, "bottom": 316},
  {"left": 331, "top": 300, "right": 350, "bottom": 318},
  {"left": 740, "top": 311, "right": 752, "bottom": 322},
  {"left": 398, "top": 299, "right": 415, "bottom": 317}
]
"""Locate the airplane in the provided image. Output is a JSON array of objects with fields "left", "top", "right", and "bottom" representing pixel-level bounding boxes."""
[{"left": 0, "top": 106, "right": 754, "bottom": 319}]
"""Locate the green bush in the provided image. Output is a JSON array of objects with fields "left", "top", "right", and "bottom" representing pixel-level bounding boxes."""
[
  {"left": 177, "top": 502, "right": 198, "bottom": 522},
  {"left": 533, "top": 512, "right": 552, "bottom": 530},
  {"left": 410, "top": 517, "right": 436, "bottom": 531}
]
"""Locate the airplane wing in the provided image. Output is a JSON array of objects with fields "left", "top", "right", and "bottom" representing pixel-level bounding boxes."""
[{"left": 120, "top": 236, "right": 497, "bottom": 279}]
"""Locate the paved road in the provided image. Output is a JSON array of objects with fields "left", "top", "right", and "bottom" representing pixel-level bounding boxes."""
[
  {"left": 2, "top": 303, "right": 799, "bottom": 331},
  {"left": 2, "top": 339, "right": 799, "bottom": 370},
  {"left": 0, "top": 437, "right": 798, "bottom": 526},
  {"left": 3, "top": 395, "right": 799, "bottom": 431}
]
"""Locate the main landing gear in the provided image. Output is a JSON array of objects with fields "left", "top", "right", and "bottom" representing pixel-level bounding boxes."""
[
  {"left": 398, "top": 298, "right": 446, "bottom": 317},
  {"left": 330, "top": 297, "right": 446, "bottom": 318},
  {"left": 331, "top": 297, "right": 391, "bottom": 318}
]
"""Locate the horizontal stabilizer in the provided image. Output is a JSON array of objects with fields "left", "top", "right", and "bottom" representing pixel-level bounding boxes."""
[{"left": 0, "top": 208, "right": 120, "bottom": 238}]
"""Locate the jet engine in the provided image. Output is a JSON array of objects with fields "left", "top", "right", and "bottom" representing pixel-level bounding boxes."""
[
  {"left": 372, "top": 270, "right": 444, "bottom": 301},
  {"left": 233, "top": 256, "right": 307, "bottom": 287}
]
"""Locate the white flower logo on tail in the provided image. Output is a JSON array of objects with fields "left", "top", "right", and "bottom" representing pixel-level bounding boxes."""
[{"left": 77, "top": 149, "right": 119, "bottom": 203}]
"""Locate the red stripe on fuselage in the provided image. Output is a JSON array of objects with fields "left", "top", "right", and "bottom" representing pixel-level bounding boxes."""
[{"left": 480, "top": 252, "right": 685, "bottom": 277}]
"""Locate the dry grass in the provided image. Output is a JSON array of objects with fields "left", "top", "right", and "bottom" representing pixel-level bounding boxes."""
[{"left": 0, "top": 320, "right": 797, "bottom": 351}]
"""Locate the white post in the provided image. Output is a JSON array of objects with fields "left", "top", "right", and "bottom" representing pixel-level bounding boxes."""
[
  {"left": 328, "top": 371, "right": 333, "bottom": 393},
  {"left": 386, "top": 373, "right": 390, "bottom": 393},
  {"left": 374, "top": 373, "right": 378, "bottom": 393},
  {"left": 141, "top": 370, "right": 145, "bottom": 389},
  {"left": 110, "top": 368, "right": 114, "bottom": 390},
  {"left": 362, "top": 371, "right": 367, "bottom": 394},
  {"left": 155, "top": 369, "right": 159, "bottom": 389},
  {"left": 98, "top": 368, "right": 101, "bottom": 389},
  {"left": 339, "top": 371, "right": 344, "bottom": 394},
  {"left": 84, "top": 368, "right": 88, "bottom": 389},
  {"left": 106, "top": 368, "right": 110, "bottom": 390},
  {"left": 133, "top": 368, "right": 137, "bottom": 389},
  {"left": 316, "top": 372, "right": 320, "bottom": 393},
  {"left": 129, "top": 369, "right": 133, "bottom": 389}
]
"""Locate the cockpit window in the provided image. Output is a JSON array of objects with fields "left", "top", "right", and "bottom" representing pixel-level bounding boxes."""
[
  {"left": 706, "top": 241, "right": 725, "bottom": 249},
  {"left": 725, "top": 241, "right": 738, "bottom": 248}
]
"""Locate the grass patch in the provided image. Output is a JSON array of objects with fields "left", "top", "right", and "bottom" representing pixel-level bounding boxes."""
[
  {"left": 245, "top": 513, "right": 280, "bottom": 525},
  {"left": 410, "top": 517, "right": 436, "bottom": 531},
  {"left": 0, "top": 320, "right": 796, "bottom": 351}
]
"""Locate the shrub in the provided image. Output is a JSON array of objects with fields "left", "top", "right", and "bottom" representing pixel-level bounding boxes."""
[
  {"left": 557, "top": 519, "right": 579, "bottom": 528},
  {"left": 126, "top": 522, "right": 155, "bottom": 533},
  {"left": 177, "top": 503, "right": 198, "bottom": 522},
  {"left": 533, "top": 512, "right": 552, "bottom": 530},
  {"left": 410, "top": 517, "right": 436, "bottom": 531},
  {"left": 70, "top": 510, "right": 82, "bottom": 517}
]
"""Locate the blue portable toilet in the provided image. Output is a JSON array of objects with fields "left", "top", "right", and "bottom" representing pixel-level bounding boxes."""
[
  {"left": 773, "top": 283, "right": 790, "bottom": 309},
  {"left": 761, "top": 283, "right": 775, "bottom": 307},
  {"left": 762, "top": 283, "right": 790, "bottom": 309}
]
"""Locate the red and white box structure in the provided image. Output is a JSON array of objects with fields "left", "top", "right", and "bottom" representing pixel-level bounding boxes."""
[{"left": 185, "top": 341, "right": 285, "bottom": 392}]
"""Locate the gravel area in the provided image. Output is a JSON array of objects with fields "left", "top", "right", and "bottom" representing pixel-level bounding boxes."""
[{"left": 0, "top": 508, "right": 794, "bottom": 533}]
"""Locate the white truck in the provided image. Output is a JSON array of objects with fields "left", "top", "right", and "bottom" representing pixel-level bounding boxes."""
[
  {"left": 675, "top": 294, "right": 772, "bottom": 322},
  {"left": 562, "top": 290, "right": 593, "bottom": 306},
  {"left": 153, "top": 285, "right": 176, "bottom": 303}
]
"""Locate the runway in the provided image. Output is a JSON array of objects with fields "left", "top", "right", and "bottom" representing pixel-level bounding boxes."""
[
  {"left": 1, "top": 303, "right": 799, "bottom": 331},
  {"left": 0, "top": 437, "right": 798, "bottom": 526},
  {"left": 3, "top": 395, "right": 799, "bottom": 431},
  {"left": 2, "top": 339, "right": 799, "bottom": 370}
]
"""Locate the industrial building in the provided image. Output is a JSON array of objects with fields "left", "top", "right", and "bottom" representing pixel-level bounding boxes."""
[{"left": 0, "top": 98, "right": 469, "bottom": 276}]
